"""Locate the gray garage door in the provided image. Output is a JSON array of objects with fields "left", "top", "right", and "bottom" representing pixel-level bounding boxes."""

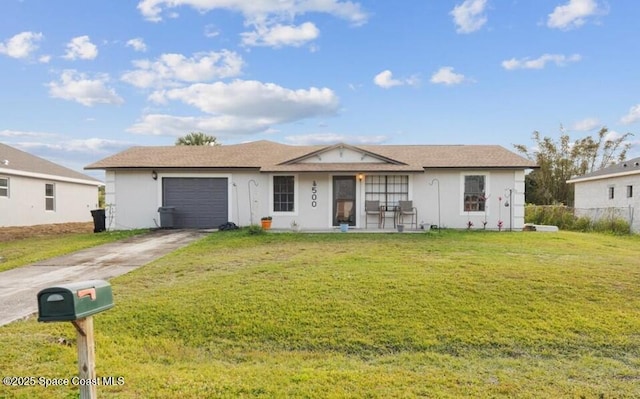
[{"left": 162, "top": 177, "right": 228, "bottom": 228}]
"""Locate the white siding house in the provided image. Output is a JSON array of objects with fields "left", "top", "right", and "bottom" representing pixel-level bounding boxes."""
[
  {"left": 0, "top": 143, "right": 103, "bottom": 227},
  {"left": 86, "top": 141, "right": 536, "bottom": 231},
  {"left": 567, "top": 157, "right": 640, "bottom": 233}
]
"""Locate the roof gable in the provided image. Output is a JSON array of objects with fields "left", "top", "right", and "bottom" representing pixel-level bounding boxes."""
[{"left": 279, "top": 143, "right": 406, "bottom": 166}]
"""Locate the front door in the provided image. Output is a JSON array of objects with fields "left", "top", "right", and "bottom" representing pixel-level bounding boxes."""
[{"left": 333, "top": 176, "right": 356, "bottom": 226}]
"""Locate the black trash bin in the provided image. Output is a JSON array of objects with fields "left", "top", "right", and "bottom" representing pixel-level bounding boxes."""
[
  {"left": 90, "top": 209, "right": 106, "bottom": 233},
  {"left": 157, "top": 206, "right": 176, "bottom": 228}
]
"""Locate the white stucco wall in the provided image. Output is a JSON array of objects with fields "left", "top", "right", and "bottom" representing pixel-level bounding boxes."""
[
  {"left": 0, "top": 174, "right": 99, "bottom": 227},
  {"left": 106, "top": 169, "right": 240, "bottom": 230},
  {"left": 573, "top": 175, "right": 639, "bottom": 232},
  {"left": 394, "top": 169, "right": 525, "bottom": 230},
  {"left": 105, "top": 169, "right": 158, "bottom": 230},
  {"left": 105, "top": 168, "right": 527, "bottom": 231}
]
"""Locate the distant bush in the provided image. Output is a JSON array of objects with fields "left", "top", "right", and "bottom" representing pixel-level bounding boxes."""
[
  {"left": 592, "top": 217, "right": 631, "bottom": 235},
  {"left": 525, "top": 205, "right": 576, "bottom": 230},
  {"left": 525, "top": 205, "right": 630, "bottom": 234},
  {"left": 247, "top": 224, "right": 265, "bottom": 235}
]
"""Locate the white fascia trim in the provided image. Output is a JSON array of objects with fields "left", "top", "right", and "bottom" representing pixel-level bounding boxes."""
[
  {"left": 0, "top": 168, "right": 103, "bottom": 186},
  {"left": 567, "top": 169, "right": 640, "bottom": 184}
]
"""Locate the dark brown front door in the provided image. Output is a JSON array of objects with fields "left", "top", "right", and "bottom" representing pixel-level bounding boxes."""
[{"left": 333, "top": 176, "right": 356, "bottom": 226}]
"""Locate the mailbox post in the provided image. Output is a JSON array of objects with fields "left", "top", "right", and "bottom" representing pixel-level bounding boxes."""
[{"left": 37, "top": 280, "right": 114, "bottom": 399}]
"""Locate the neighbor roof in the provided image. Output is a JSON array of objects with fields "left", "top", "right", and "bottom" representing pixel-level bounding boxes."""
[
  {"left": 85, "top": 140, "right": 537, "bottom": 171},
  {"left": 567, "top": 157, "right": 640, "bottom": 184},
  {"left": 0, "top": 143, "right": 102, "bottom": 185}
]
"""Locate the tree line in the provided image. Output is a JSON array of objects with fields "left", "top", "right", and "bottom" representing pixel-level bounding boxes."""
[{"left": 514, "top": 126, "right": 633, "bottom": 206}]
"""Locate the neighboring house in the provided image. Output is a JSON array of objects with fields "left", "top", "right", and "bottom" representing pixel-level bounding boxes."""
[
  {"left": 85, "top": 140, "right": 536, "bottom": 231},
  {"left": 0, "top": 143, "right": 103, "bottom": 227},
  {"left": 567, "top": 157, "right": 640, "bottom": 233}
]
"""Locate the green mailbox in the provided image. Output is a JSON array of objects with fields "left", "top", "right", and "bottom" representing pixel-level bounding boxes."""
[{"left": 37, "top": 280, "right": 114, "bottom": 322}]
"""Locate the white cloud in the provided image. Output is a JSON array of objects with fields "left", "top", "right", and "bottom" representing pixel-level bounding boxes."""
[
  {"left": 63, "top": 35, "right": 98, "bottom": 60},
  {"left": 127, "top": 114, "right": 274, "bottom": 136},
  {"left": 547, "top": 0, "right": 606, "bottom": 30},
  {"left": 121, "top": 50, "right": 244, "bottom": 88},
  {"left": 204, "top": 24, "right": 220, "bottom": 38},
  {"left": 284, "top": 133, "right": 387, "bottom": 145},
  {"left": 137, "top": 0, "right": 368, "bottom": 25},
  {"left": 138, "top": 0, "right": 365, "bottom": 48},
  {"left": 38, "top": 55, "right": 52, "bottom": 63},
  {"left": 373, "top": 70, "right": 419, "bottom": 89},
  {"left": 451, "top": 0, "right": 488, "bottom": 34},
  {"left": 67, "top": 138, "right": 132, "bottom": 153},
  {"left": 0, "top": 129, "right": 58, "bottom": 139},
  {"left": 126, "top": 37, "right": 147, "bottom": 52},
  {"left": 151, "top": 80, "right": 339, "bottom": 119},
  {"left": 0, "top": 31, "right": 43, "bottom": 59},
  {"left": 47, "top": 70, "right": 124, "bottom": 106},
  {"left": 621, "top": 104, "right": 640, "bottom": 125},
  {"left": 501, "top": 53, "right": 582, "bottom": 70},
  {"left": 17, "top": 138, "right": 131, "bottom": 154},
  {"left": 430, "top": 67, "right": 466, "bottom": 85},
  {"left": 241, "top": 22, "right": 319, "bottom": 48},
  {"left": 571, "top": 118, "right": 600, "bottom": 131},
  {"left": 131, "top": 80, "right": 339, "bottom": 136},
  {"left": 374, "top": 70, "right": 402, "bottom": 89}
]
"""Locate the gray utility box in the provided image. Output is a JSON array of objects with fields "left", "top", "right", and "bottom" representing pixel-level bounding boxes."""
[
  {"left": 37, "top": 280, "right": 114, "bottom": 322},
  {"left": 158, "top": 206, "right": 176, "bottom": 228}
]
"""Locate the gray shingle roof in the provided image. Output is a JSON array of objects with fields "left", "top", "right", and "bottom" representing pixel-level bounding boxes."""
[
  {"left": 568, "top": 156, "right": 640, "bottom": 183},
  {"left": 85, "top": 140, "right": 537, "bottom": 171},
  {"left": 0, "top": 143, "right": 101, "bottom": 184}
]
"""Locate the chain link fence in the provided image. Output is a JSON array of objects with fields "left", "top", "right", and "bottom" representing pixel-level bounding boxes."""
[{"left": 525, "top": 205, "right": 636, "bottom": 234}]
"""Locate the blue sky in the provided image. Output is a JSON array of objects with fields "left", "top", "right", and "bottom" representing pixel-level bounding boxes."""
[{"left": 1, "top": 0, "right": 639, "bottom": 179}]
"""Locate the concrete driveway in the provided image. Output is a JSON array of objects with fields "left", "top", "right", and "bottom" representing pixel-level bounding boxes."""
[{"left": 0, "top": 229, "right": 208, "bottom": 326}]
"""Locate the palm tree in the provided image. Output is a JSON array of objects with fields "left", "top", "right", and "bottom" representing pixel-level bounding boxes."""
[{"left": 175, "top": 132, "right": 220, "bottom": 146}]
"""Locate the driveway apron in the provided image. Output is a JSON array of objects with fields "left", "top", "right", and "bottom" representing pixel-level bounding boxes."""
[{"left": 0, "top": 229, "right": 207, "bottom": 326}]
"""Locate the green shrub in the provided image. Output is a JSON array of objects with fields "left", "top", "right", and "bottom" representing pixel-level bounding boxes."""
[
  {"left": 247, "top": 224, "right": 265, "bottom": 235},
  {"left": 592, "top": 217, "right": 630, "bottom": 235},
  {"left": 525, "top": 205, "right": 630, "bottom": 234},
  {"left": 525, "top": 205, "right": 575, "bottom": 229},
  {"left": 573, "top": 216, "right": 591, "bottom": 232}
]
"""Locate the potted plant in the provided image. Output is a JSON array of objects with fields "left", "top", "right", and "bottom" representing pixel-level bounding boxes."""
[
  {"left": 290, "top": 220, "right": 300, "bottom": 232},
  {"left": 260, "top": 216, "right": 272, "bottom": 230},
  {"left": 337, "top": 217, "right": 349, "bottom": 232}
]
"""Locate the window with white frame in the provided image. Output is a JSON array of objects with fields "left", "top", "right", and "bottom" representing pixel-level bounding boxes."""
[
  {"left": 0, "top": 177, "right": 8, "bottom": 197},
  {"left": 273, "top": 176, "right": 295, "bottom": 212},
  {"left": 45, "top": 183, "right": 55, "bottom": 211},
  {"left": 463, "top": 175, "right": 486, "bottom": 212},
  {"left": 364, "top": 175, "right": 409, "bottom": 210}
]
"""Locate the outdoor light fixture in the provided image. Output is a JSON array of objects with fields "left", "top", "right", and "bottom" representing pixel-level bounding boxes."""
[
  {"left": 358, "top": 173, "right": 364, "bottom": 181},
  {"left": 151, "top": 170, "right": 158, "bottom": 180}
]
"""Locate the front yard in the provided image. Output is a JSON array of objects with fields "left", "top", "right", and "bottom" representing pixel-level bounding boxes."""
[{"left": 1, "top": 230, "right": 639, "bottom": 398}]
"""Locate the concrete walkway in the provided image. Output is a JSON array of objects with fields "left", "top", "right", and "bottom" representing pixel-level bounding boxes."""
[{"left": 0, "top": 229, "right": 208, "bottom": 326}]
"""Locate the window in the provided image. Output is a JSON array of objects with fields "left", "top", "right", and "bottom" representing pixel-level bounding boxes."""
[
  {"left": 464, "top": 175, "right": 486, "bottom": 212},
  {"left": 273, "top": 176, "right": 294, "bottom": 212},
  {"left": 627, "top": 185, "right": 633, "bottom": 198},
  {"left": 364, "top": 175, "right": 409, "bottom": 210},
  {"left": 45, "top": 183, "right": 55, "bottom": 211},
  {"left": 0, "top": 177, "right": 8, "bottom": 197},
  {"left": 608, "top": 186, "right": 615, "bottom": 200}
]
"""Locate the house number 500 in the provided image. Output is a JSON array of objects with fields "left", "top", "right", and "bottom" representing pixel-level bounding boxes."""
[{"left": 311, "top": 181, "right": 318, "bottom": 207}]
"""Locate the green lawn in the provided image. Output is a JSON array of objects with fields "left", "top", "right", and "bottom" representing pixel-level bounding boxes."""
[
  {"left": 0, "top": 229, "right": 148, "bottom": 272},
  {"left": 1, "top": 230, "right": 639, "bottom": 398}
]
